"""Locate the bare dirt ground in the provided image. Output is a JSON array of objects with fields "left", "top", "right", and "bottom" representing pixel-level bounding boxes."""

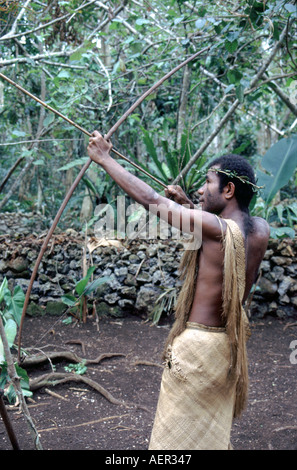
[{"left": 0, "top": 313, "right": 297, "bottom": 454}]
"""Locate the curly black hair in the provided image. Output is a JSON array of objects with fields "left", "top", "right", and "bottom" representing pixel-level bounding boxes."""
[{"left": 209, "top": 154, "right": 256, "bottom": 213}]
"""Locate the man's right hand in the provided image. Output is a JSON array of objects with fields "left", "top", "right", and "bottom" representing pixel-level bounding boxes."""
[{"left": 165, "top": 185, "right": 194, "bottom": 207}]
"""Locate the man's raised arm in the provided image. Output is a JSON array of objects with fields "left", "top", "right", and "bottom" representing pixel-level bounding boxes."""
[{"left": 87, "top": 131, "right": 217, "bottom": 240}]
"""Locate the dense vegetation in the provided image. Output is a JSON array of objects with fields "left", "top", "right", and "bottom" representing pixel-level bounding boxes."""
[{"left": 0, "top": 0, "right": 296, "bottom": 236}]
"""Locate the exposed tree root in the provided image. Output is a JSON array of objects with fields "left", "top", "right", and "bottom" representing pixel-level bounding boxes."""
[
  {"left": 29, "top": 372, "right": 126, "bottom": 406},
  {"left": 283, "top": 322, "right": 297, "bottom": 331},
  {"left": 21, "top": 351, "right": 125, "bottom": 367},
  {"left": 23, "top": 351, "right": 150, "bottom": 412}
]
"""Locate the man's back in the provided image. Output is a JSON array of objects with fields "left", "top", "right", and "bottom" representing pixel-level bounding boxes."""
[{"left": 188, "top": 215, "right": 270, "bottom": 327}]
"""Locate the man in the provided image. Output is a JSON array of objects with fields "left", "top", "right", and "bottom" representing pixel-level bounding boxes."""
[{"left": 87, "top": 131, "right": 270, "bottom": 450}]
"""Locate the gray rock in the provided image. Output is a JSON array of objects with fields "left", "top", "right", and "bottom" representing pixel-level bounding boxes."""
[
  {"left": 258, "top": 277, "right": 278, "bottom": 295},
  {"left": 135, "top": 286, "right": 161, "bottom": 314},
  {"left": 104, "top": 293, "right": 120, "bottom": 304},
  {"left": 278, "top": 276, "right": 293, "bottom": 296},
  {"left": 271, "top": 256, "right": 292, "bottom": 266},
  {"left": 114, "top": 267, "right": 128, "bottom": 277},
  {"left": 272, "top": 266, "right": 285, "bottom": 281},
  {"left": 260, "top": 260, "right": 271, "bottom": 272}
]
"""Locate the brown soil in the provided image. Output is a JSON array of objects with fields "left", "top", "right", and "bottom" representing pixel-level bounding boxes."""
[{"left": 0, "top": 313, "right": 297, "bottom": 452}]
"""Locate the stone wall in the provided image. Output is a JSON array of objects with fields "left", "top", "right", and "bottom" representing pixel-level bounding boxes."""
[{"left": 0, "top": 212, "right": 296, "bottom": 320}]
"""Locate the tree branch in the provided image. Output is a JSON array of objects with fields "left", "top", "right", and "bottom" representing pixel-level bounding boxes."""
[
  {"left": 173, "top": 19, "right": 294, "bottom": 184},
  {"left": 0, "top": 0, "right": 98, "bottom": 42},
  {"left": 0, "top": 0, "right": 32, "bottom": 41},
  {"left": 0, "top": 2, "right": 127, "bottom": 67}
]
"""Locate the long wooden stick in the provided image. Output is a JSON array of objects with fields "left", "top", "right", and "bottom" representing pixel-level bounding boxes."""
[
  {"left": 0, "top": 72, "right": 167, "bottom": 189},
  {"left": 3, "top": 47, "right": 210, "bottom": 361}
]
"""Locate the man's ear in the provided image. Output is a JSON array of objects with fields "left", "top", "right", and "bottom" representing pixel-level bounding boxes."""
[{"left": 224, "top": 182, "right": 235, "bottom": 200}]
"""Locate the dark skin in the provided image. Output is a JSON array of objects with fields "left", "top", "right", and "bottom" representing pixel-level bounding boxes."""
[{"left": 87, "top": 131, "right": 270, "bottom": 327}]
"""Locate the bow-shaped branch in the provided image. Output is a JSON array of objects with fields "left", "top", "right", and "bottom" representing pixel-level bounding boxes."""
[{"left": 8, "top": 46, "right": 210, "bottom": 362}]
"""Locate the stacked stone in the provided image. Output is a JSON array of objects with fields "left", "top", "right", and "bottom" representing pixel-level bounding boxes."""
[{"left": 0, "top": 212, "right": 296, "bottom": 320}]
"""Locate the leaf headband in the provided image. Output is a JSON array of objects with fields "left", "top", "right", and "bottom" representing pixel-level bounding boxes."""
[{"left": 207, "top": 167, "right": 264, "bottom": 193}]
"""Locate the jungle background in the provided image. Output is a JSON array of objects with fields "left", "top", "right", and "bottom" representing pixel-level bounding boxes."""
[
  {"left": 0, "top": 0, "right": 297, "bottom": 233},
  {"left": 0, "top": 0, "right": 297, "bottom": 452}
]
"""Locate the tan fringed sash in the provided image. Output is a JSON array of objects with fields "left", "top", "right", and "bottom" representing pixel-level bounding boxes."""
[{"left": 219, "top": 218, "right": 250, "bottom": 418}]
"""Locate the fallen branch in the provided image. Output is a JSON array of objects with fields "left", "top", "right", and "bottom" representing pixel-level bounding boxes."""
[
  {"left": 273, "top": 425, "right": 297, "bottom": 432},
  {"left": 133, "top": 360, "right": 163, "bottom": 368},
  {"left": 44, "top": 388, "right": 69, "bottom": 401},
  {"left": 38, "top": 413, "right": 130, "bottom": 434}
]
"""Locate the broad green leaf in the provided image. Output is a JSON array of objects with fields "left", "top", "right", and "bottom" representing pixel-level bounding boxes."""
[
  {"left": 57, "top": 157, "right": 89, "bottom": 171},
  {"left": 225, "top": 84, "right": 235, "bottom": 94},
  {"left": 225, "top": 39, "right": 238, "bottom": 54},
  {"left": 195, "top": 19, "right": 206, "bottom": 29},
  {"left": 0, "top": 278, "right": 8, "bottom": 304},
  {"left": 4, "top": 319, "right": 17, "bottom": 347},
  {"left": 174, "top": 17, "right": 184, "bottom": 25},
  {"left": 236, "top": 84, "right": 245, "bottom": 103},
  {"left": 83, "top": 276, "right": 111, "bottom": 296},
  {"left": 257, "top": 135, "right": 297, "bottom": 204},
  {"left": 75, "top": 266, "right": 97, "bottom": 296},
  {"left": 70, "top": 40, "right": 93, "bottom": 61},
  {"left": 135, "top": 18, "right": 150, "bottom": 25},
  {"left": 61, "top": 294, "right": 77, "bottom": 306},
  {"left": 82, "top": 177, "right": 98, "bottom": 195},
  {"left": 269, "top": 226, "right": 296, "bottom": 239},
  {"left": 227, "top": 69, "right": 243, "bottom": 84},
  {"left": 57, "top": 70, "right": 70, "bottom": 79},
  {"left": 275, "top": 204, "right": 284, "bottom": 223},
  {"left": 10, "top": 130, "right": 27, "bottom": 138},
  {"left": 142, "top": 129, "right": 168, "bottom": 180},
  {"left": 4, "top": 285, "right": 25, "bottom": 326},
  {"left": 284, "top": 4, "right": 297, "bottom": 14}
]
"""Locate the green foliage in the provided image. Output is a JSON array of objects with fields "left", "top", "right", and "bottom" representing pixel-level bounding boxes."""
[
  {"left": 0, "top": 278, "right": 24, "bottom": 362},
  {"left": 150, "top": 287, "right": 177, "bottom": 325},
  {"left": 64, "top": 361, "right": 87, "bottom": 375},
  {"left": 257, "top": 136, "right": 297, "bottom": 205},
  {"left": 140, "top": 128, "right": 207, "bottom": 194},
  {"left": 0, "top": 0, "right": 296, "bottom": 234},
  {"left": 0, "top": 363, "right": 32, "bottom": 403},
  {"left": 61, "top": 267, "right": 111, "bottom": 320},
  {"left": 254, "top": 135, "right": 297, "bottom": 238},
  {"left": 0, "top": 278, "right": 32, "bottom": 402}
]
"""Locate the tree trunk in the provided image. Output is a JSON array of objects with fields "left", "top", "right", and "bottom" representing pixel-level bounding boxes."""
[{"left": 176, "top": 64, "right": 191, "bottom": 149}]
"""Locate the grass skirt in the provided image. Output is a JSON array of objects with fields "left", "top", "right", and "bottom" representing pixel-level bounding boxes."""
[{"left": 149, "top": 322, "right": 235, "bottom": 450}]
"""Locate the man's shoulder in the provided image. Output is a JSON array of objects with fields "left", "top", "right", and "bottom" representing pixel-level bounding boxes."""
[{"left": 250, "top": 216, "right": 270, "bottom": 240}]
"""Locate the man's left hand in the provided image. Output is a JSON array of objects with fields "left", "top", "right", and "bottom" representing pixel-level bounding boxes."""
[{"left": 87, "top": 131, "right": 113, "bottom": 165}]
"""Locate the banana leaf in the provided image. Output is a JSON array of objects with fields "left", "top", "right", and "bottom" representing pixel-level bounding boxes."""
[{"left": 256, "top": 135, "right": 297, "bottom": 204}]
